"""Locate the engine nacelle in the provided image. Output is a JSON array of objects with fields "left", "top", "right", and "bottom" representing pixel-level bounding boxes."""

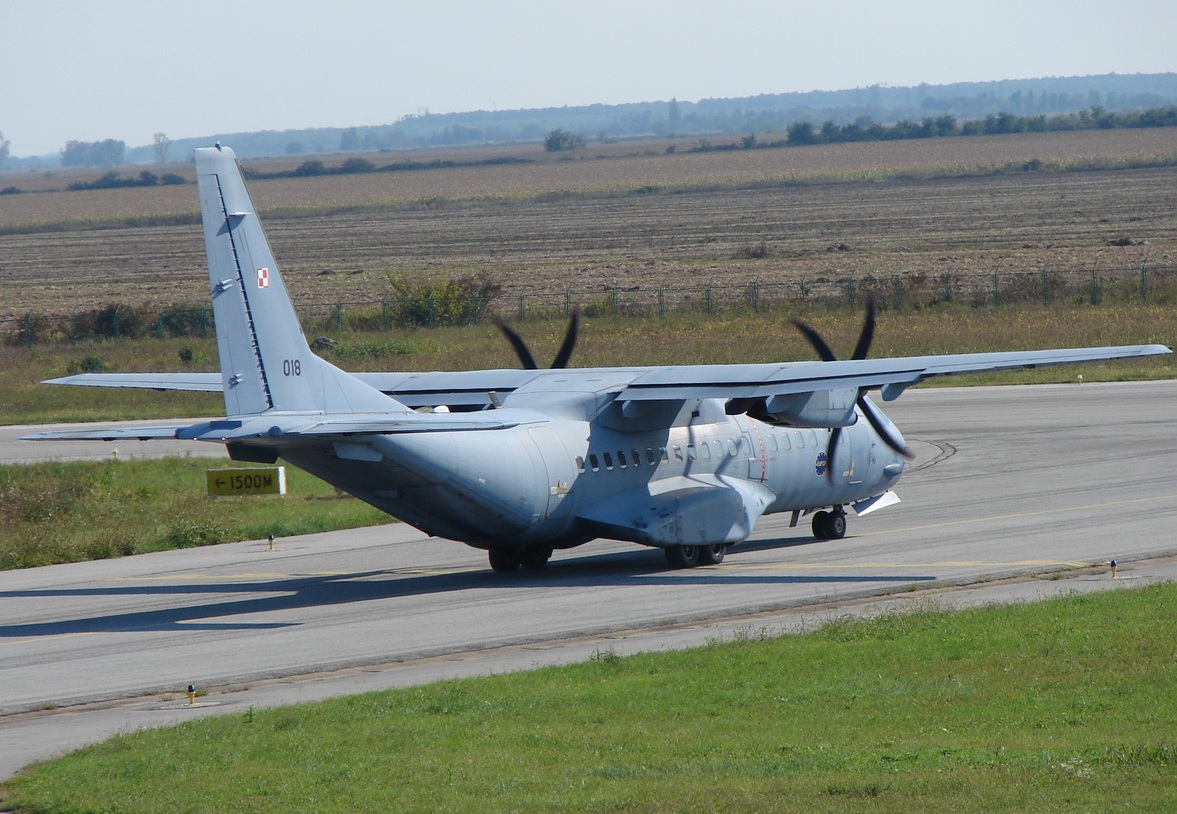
[{"left": 760, "top": 388, "right": 859, "bottom": 428}]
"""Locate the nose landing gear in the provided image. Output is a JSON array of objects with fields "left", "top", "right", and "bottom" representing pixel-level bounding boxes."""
[{"left": 811, "top": 509, "right": 847, "bottom": 540}]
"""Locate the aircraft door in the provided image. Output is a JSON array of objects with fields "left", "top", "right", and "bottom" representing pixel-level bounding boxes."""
[
  {"left": 835, "top": 423, "right": 864, "bottom": 485},
  {"left": 528, "top": 427, "right": 578, "bottom": 519}
]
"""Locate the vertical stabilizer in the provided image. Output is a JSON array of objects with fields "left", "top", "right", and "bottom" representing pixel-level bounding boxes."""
[{"left": 195, "top": 145, "right": 407, "bottom": 417}]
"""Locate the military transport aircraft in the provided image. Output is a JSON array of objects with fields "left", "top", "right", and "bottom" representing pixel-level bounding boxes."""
[{"left": 26, "top": 144, "right": 1170, "bottom": 572}]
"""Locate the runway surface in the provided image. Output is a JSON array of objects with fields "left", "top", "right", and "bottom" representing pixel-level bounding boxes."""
[{"left": 1, "top": 380, "right": 1174, "bottom": 778}]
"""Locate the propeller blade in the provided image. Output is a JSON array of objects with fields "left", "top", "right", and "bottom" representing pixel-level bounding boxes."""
[
  {"left": 790, "top": 318, "right": 838, "bottom": 362},
  {"left": 496, "top": 310, "right": 581, "bottom": 370},
  {"left": 550, "top": 308, "right": 580, "bottom": 369},
  {"left": 494, "top": 321, "right": 539, "bottom": 370},
  {"left": 851, "top": 297, "right": 876, "bottom": 361},
  {"left": 858, "top": 395, "right": 915, "bottom": 459}
]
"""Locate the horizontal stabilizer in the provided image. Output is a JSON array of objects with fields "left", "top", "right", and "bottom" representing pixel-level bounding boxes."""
[
  {"left": 22, "top": 425, "right": 192, "bottom": 442},
  {"left": 43, "top": 373, "right": 223, "bottom": 392}
]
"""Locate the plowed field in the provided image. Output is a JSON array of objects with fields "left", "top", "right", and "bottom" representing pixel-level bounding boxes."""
[{"left": 1, "top": 128, "right": 1175, "bottom": 330}]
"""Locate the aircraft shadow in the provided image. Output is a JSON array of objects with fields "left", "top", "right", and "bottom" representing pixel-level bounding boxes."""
[{"left": 0, "top": 546, "right": 934, "bottom": 638}]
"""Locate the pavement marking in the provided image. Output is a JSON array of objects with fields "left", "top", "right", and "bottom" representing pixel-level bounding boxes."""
[{"left": 856, "top": 492, "right": 1177, "bottom": 538}]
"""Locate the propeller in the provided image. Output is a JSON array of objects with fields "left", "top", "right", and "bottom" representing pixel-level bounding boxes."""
[
  {"left": 495, "top": 307, "right": 580, "bottom": 369},
  {"left": 791, "top": 298, "right": 914, "bottom": 482}
]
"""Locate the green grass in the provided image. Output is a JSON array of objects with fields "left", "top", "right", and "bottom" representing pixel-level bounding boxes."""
[
  {"left": 0, "top": 457, "right": 390, "bottom": 569},
  {"left": 5, "top": 584, "right": 1175, "bottom": 813}
]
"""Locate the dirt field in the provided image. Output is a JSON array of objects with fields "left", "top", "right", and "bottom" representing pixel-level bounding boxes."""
[{"left": 1, "top": 129, "right": 1176, "bottom": 330}]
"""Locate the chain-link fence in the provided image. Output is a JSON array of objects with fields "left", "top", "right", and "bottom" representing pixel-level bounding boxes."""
[{"left": 6, "top": 260, "right": 1175, "bottom": 345}]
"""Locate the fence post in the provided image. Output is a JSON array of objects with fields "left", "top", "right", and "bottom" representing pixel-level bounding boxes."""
[
  {"left": 942, "top": 271, "right": 952, "bottom": 303},
  {"left": 992, "top": 266, "right": 1000, "bottom": 307},
  {"left": 657, "top": 281, "right": 666, "bottom": 318},
  {"left": 381, "top": 292, "right": 391, "bottom": 330},
  {"left": 1089, "top": 260, "right": 1101, "bottom": 305},
  {"left": 1139, "top": 259, "right": 1148, "bottom": 301},
  {"left": 893, "top": 274, "right": 903, "bottom": 309},
  {"left": 1041, "top": 264, "right": 1049, "bottom": 307},
  {"left": 800, "top": 276, "right": 808, "bottom": 302},
  {"left": 847, "top": 277, "right": 856, "bottom": 308},
  {"left": 611, "top": 284, "right": 618, "bottom": 316},
  {"left": 704, "top": 279, "right": 714, "bottom": 314},
  {"left": 518, "top": 290, "right": 526, "bottom": 321},
  {"left": 565, "top": 286, "right": 573, "bottom": 318}
]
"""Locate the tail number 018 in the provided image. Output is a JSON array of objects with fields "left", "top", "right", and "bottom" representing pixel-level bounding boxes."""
[{"left": 283, "top": 359, "right": 302, "bottom": 376}]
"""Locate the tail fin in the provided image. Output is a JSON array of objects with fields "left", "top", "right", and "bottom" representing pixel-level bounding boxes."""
[{"left": 195, "top": 145, "right": 407, "bottom": 417}]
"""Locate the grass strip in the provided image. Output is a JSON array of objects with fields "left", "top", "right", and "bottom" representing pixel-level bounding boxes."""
[
  {"left": 0, "top": 457, "right": 389, "bottom": 569},
  {"left": 4, "top": 583, "right": 1175, "bottom": 813}
]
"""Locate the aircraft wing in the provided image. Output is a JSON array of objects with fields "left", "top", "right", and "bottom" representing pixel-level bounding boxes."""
[
  {"left": 614, "top": 345, "right": 1171, "bottom": 402},
  {"left": 21, "top": 411, "right": 530, "bottom": 444},
  {"left": 39, "top": 345, "right": 1169, "bottom": 408},
  {"left": 40, "top": 370, "right": 536, "bottom": 408}
]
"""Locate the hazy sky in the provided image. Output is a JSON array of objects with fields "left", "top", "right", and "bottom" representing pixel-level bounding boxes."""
[{"left": 3, "top": 0, "right": 1174, "bottom": 156}]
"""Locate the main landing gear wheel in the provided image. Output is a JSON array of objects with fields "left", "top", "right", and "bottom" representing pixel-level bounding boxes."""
[
  {"left": 697, "top": 544, "right": 727, "bottom": 566},
  {"left": 520, "top": 546, "right": 553, "bottom": 569},
  {"left": 665, "top": 545, "right": 701, "bottom": 569},
  {"left": 811, "top": 510, "right": 847, "bottom": 541},
  {"left": 665, "top": 544, "right": 728, "bottom": 568},
  {"left": 488, "top": 547, "right": 523, "bottom": 573}
]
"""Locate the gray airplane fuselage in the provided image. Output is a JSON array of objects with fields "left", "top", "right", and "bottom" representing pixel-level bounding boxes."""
[{"left": 274, "top": 396, "right": 903, "bottom": 550}]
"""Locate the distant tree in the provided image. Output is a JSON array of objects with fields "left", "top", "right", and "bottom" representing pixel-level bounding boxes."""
[
  {"left": 152, "top": 132, "right": 171, "bottom": 164},
  {"left": 292, "top": 159, "right": 325, "bottom": 176},
  {"left": 60, "top": 139, "right": 126, "bottom": 167},
  {"left": 339, "top": 157, "right": 375, "bottom": 174},
  {"left": 339, "top": 127, "right": 361, "bottom": 151},
  {"left": 543, "top": 128, "right": 586, "bottom": 152},
  {"left": 786, "top": 121, "right": 815, "bottom": 146},
  {"left": 285, "top": 142, "right": 305, "bottom": 155},
  {"left": 0, "top": 130, "right": 9, "bottom": 170}
]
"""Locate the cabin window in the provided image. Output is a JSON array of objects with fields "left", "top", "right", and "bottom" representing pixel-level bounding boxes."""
[
  {"left": 808, "top": 430, "right": 819, "bottom": 447},
  {"left": 712, "top": 440, "right": 723, "bottom": 457},
  {"left": 700, "top": 443, "right": 711, "bottom": 460},
  {"left": 767, "top": 435, "right": 778, "bottom": 452},
  {"left": 673, "top": 445, "right": 684, "bottom": 461},
  {"left": 617, "top": 450, "right": 628, "bottom": 468},
  {"left": 687, "top": 444, "right": 696, "bottom": 461},
  {"left": 779, "top": 432, "right": 791, "bottom": 450},
  {"left": 575, "top": 455, "right": 585, "bottom": 472},
  {"left": 603, "top": 452, "right": 614, "bottom": 470},
  {"left": 648, "top": 448, "right": 660, "bottom": 466},
  {"left": 726, "top": 439, "right": 738, "bottom": 457},
  {"left": 588, "top": 453, "right": 600, "bottom": 471},
  {"left": 661, "top": 447, "right": 670, "bottom": 462},
  {"left": 794, "top": 432, "right": 805, "bottom": 449},
  {"left": 631, "top": 449, "right": 642, "bottom": 468}
]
